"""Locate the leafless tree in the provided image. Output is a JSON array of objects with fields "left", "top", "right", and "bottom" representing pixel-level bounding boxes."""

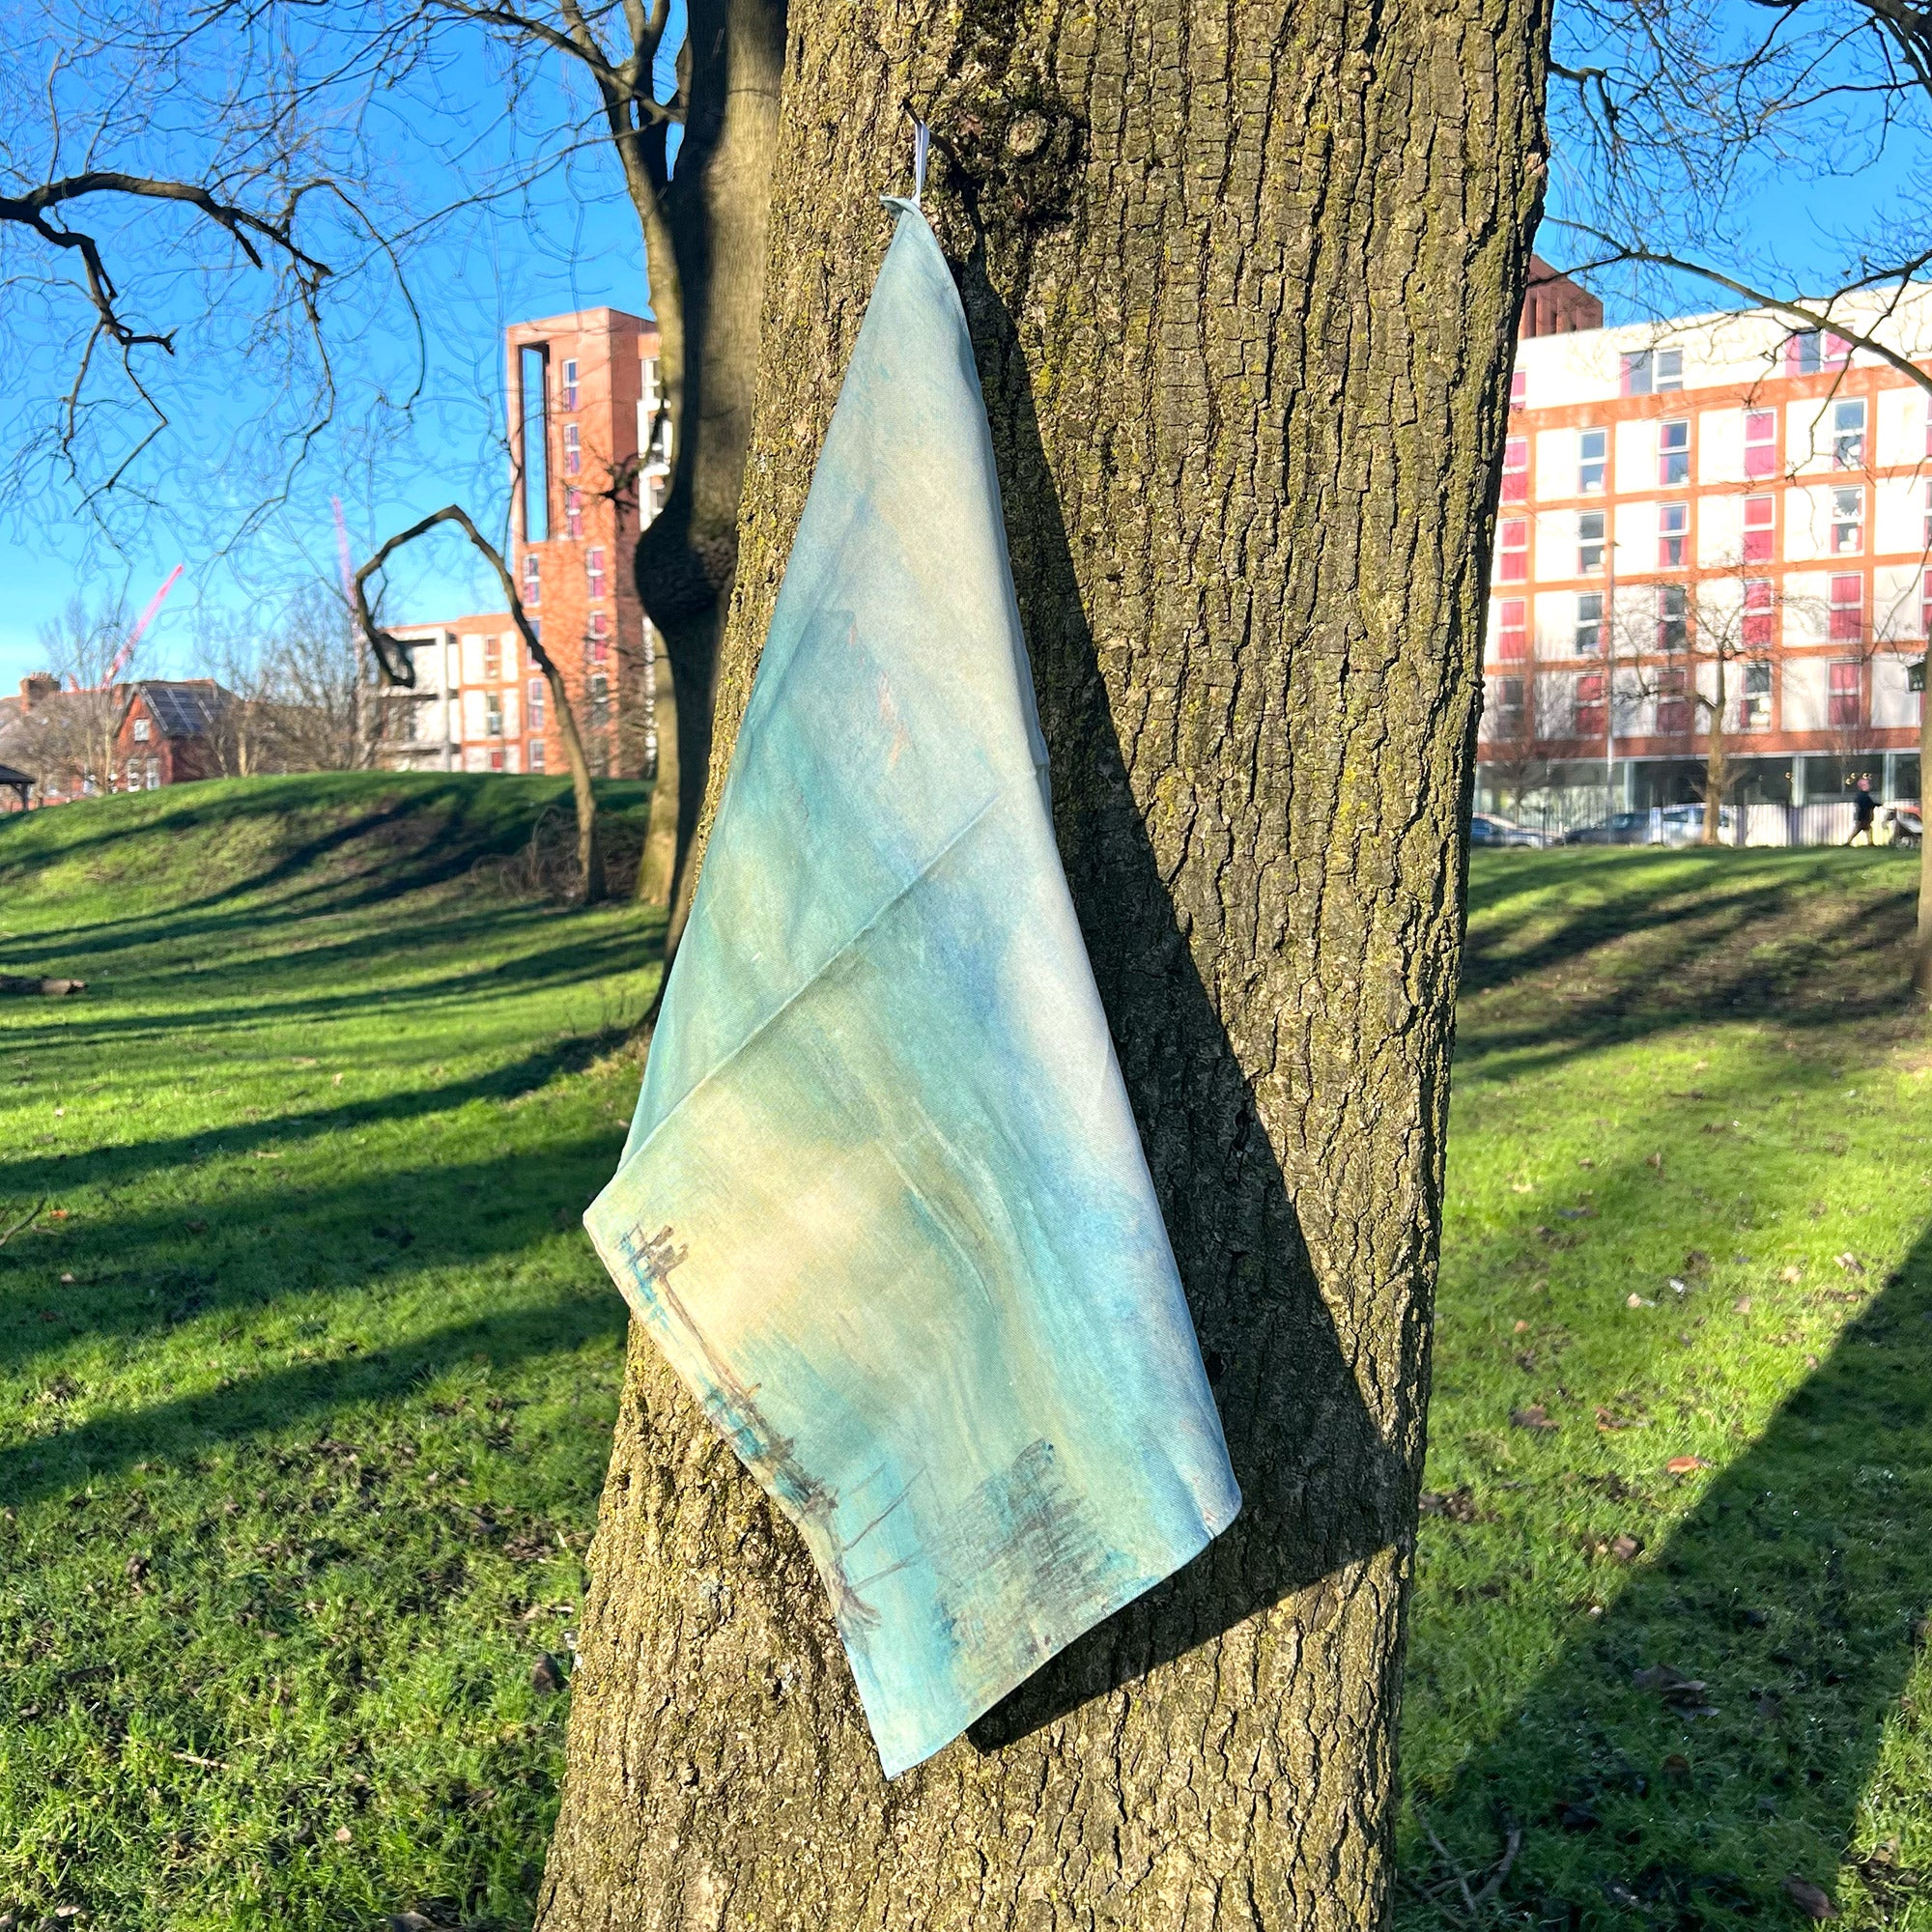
[
  {"left": 354, "top": 504, "right": 608, "bottom": 900},
  {"left": 6, "top": 592, "right": 132, "bottom": 799},
  {"left": 1607, "top": 556, "right": 1820, "bottom": 843}
]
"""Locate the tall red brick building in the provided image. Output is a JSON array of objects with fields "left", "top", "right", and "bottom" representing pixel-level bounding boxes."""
[{"left": 384, "top": 308, "right": 670, "bottom": 777}]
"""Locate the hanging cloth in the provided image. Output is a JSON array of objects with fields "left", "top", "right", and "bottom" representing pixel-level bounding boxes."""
[{"left": 585, "top": 194, "right": 1239, "bottom": 1778}]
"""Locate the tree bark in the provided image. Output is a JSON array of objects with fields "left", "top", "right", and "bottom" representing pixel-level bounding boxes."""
[
  {"left": 539, "top": 0, "right": 1550, "bottom": 1923},
  {"left": 634, "top": 0, "right": 787, "bottom": 926}
]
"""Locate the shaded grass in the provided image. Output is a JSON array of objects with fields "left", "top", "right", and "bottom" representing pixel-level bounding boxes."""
[
  {"left": 1400, "top": 849, "right": 1932, "bottom": 1929},
  {"left": 0, "top": 777, "right": 654, "bottom": 1931}
]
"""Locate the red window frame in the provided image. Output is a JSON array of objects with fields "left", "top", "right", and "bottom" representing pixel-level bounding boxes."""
[
  {"left": 1494, "top": 597, "right": 1528, "bottom": 660},
  {"left": 1744, "top": 409, "right": 1777, "bottom": 479},
  {"left": 1659, "top": 501, "right": 1689, "bottom": 568},
  {"left": 1743, "top": 578, "right": 1774, "bottom": 649},
  {"left": 1743, "top": 494, "right": 1775, "bottom": 563},
  {"left": 1498, "top": 518, "right": 1529, "bottom": 582},
  {"left": 1829, "top": 572, "right": 1863, "bottom": 642},
  {"left": 586, "top": 545, "right": 607, "bottom": 599},
  {"left": 1829, "top": 660, "right": 1862, "bottom": 726},
  {"left": 1575, "top": 670, "right": 1606, "bottom": 739},
  {"left": 1501, "top": 435, "right": 1529, "bottom": 504},
  {"left": 1657, "top": 667, "right": 1690, "bottom": 736}
]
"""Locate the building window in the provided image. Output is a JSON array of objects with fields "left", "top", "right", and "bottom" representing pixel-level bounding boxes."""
[
  {"left": 1657, "top": 666, "right": 1690, "bottom": 736},
  {"left": 1658, "top": 419, "right": 1690, "bottom": 486},
  {"left": 586, "top": 609, "right": 610, "bottom": 665},
  {"left": 564, "top": 422, "right": 582, "bottom": 475},
  {"left": 1829, "top": 659, "right": 1862, "bottom": 726},
  {"left": 1829, "top": 572, "right": 1863, "bottom": 641},
  {"left": 527, "top": 676, "right": 546, "bottom": 731},
  {"left": 522, "top": 552, "right": 542, "bottom": 607},
  {"left": 1492, "top": 675, "right": 1526, "bottom": 734},
  {"left": 1509, "top": 368, "right": 1527, "bottom": 410},
  {"left": 1498, "top": 518, "right": 1528, "bottom": 582},
  {"left": 519, "top": 343, "right": 550, "bottom": 541},
  {"left": 1622, "top": 348, "right": 1683, "bottom": 394},
  {"left": 562, "top": 358, "right": 579, "bottom": 411},
  {"left": 1832, "top": 485, "right": 1864, "bottom": 554},
  {"left": 1832, "top": 397, "right": 1866, "bottom": 469},
  {"left": 588, "top": 672, "right": 611, "bottom": 728},
  {"left": 1577, "top": 510, "right": 1605, "bottom": 575},
  {"left": 1578, "top": 427, "right": 1606, "bottom": 493},
  {"left": 1501, "top": 435, "right": 1528, "bottom": 504},
  {"left": 146, "top": 758, "right": 160, "bottom": 789},
  {"left": 485, "top": 693, "right": 503, "bottom": 737},
  {"left": 586, "top": 546, "right": 607, "bottom": 599},
  {"left": 1787, "top": 328, "right": 1851, "bottom": 377},
  {"left": 1743, "top": 660, "right": 1773, "bottom": 730},
  {"left": 1744, "top": 493, "right": 1775, "bottom": 563},
  {"left": 528, "top": 738, "right": 546, "bottom": 772},
  {"left": 1576, "top": 670, "right": 1606, "bottom": 739},
  {"left": 132, "top": 718, "right": 150, "bottom": 742},
  {"left": 1658, "top": 582, "right": 1689, "bottom": 652},
  {"left": 566, "top": 488, "right": 582, "bottom": 540},
  {"left": 1744, "top": 409, "right": 1777, "bottom": 479},
  {"left": 1659, "top": 501, "right": 1689, "bottom": 568},
  {"left": 1494, "top": 598, "right": 1527, "bottom": 660},
  {"left": 1576, "top": 590, "right": 1604, "bottom": 654},
  {"left": 484, "top": 634, "right": 501, "bottom": 681},
  {"left": 1743, "top": 577, "right": 1774, "bottom": 648},
  {"left": 1924, "top": 477, "right": 1932, "bottom": 550}
]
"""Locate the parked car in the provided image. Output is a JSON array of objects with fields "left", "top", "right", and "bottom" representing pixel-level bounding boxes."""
[
  {"left": 1562, "top": 812, "right": 1647, "bottom": 846},
  {"left": 1655, "top": 804, "right": 1738, "bottom": 846},
  {"left": 1470, "top": 812, "right": 1546, "bottom": 848}
]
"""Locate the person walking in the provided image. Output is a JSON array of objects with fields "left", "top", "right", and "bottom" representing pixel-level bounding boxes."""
[{"left": 1848, "top": 775, "right": 1878, "bottom": 846}]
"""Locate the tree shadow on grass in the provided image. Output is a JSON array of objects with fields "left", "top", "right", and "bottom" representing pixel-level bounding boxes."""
[
  {"left": 1457, "top": 850, "right": 1919, "bottom": 1076},
  {"left": 0, "top": 1290, "right": 629, "bottom": 1514},
  {"left": 1400, "top": 1218, "right": 1932, "bottom": 1927}
]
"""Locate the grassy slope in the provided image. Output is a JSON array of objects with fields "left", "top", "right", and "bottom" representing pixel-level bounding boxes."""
[
  {"left": 2, "top": 783, "right": 1927, "bottom": 1928},
  {"left": 1401, "top": 849, "right": 1932, "bottom": 1928},
  {"left": 0, "top": 778, "right": 652, "bottom": 1931}
]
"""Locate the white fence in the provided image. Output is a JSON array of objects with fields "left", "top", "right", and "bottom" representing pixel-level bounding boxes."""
[{"left": 1490, "top": 797, "right": 1917, "bottom": 847}]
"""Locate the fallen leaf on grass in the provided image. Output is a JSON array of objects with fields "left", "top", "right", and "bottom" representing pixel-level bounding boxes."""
[
  {"left": 1734, "top": 1296, "right": 1753, "bottom": 1313},
  {"left": 1780, "top": 1264, "right": 1803, "bottom": 1283},
  {"left": 1633, "top": 1662, "right": 1719, "bottom": 1716},
  {"left": 1595, "top": 1406, "right": 1640, "bottom": 1432},
  {"left": 1627, "top": 1293, "right": 1656, "bottom": 1309},
  {"left": 1608, "top": 1533, "right": 1642, "bottom": 1563},
  {"left": 1513, "top": 1319, "right": 1530, "bottom": 1333},
  {"left": 1665, "top": 1455, "right": 1709, "bottom": 1474},
  {"left": 1511, "top": 1181, "right": 1534, "bottom": 1194},
  {"left": 1419, "top": 1488, "right": 1480, "bottom": 1522},
  {"left": 334, "top": 1825, "right": 354, "bottom": 1843},
  {"left": 1834, "top": 1253, "right": 1865, "bottom": 1276},
  {"left": 1780, "top": 1875, "right": 1838, "bottom": 1920},
  {"left": 531, "top": 1653, "right": 567, "bottom": 1694},
  {"left": 186, "top": 1219, "right": 207, "bottom": 1235},
  {"left": 387, "top": 1915, "right": 442, "bottom": 1932},
  {"left": 1511, "top": 1405, "right": 1559, "bottom": 1433}
]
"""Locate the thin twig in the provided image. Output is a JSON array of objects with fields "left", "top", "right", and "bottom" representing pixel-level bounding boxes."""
[{"left": 0, "top": 1199, "right": 47, "bottom": 1248}]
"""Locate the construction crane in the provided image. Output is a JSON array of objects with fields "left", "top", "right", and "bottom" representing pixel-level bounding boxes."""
[{"left": 67, "top": 566, "right": 184, "bottom": 692}]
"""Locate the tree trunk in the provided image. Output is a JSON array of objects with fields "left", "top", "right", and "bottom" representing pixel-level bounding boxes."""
[
  {"left": 1704, "top": 663, "right": 1727, "bottom": 845},
  {"left": 539, "top": 0, "right": 1550, "bottom": 1923},
  {"left": 634, "top": 0, "right": 787, "bottom": 916}
]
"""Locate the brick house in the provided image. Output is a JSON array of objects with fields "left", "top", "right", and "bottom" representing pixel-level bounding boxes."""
[{"left": 114, "top": 681, "right": 233, "bottom": 789}]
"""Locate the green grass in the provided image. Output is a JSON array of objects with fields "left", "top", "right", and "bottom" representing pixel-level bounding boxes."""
[
  {"left": 0, "top": 777, "right": 653, "bottom": 1930},
  {"left": 2, "top": 781, "right": 1928, "bottom": 1929},
  {"left": 1401, "top": 847, "right": 1932, "bottom": 1928}
]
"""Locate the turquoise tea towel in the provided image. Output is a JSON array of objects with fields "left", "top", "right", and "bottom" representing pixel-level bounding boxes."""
[{"left": 585, "top": 201, "right": 1239, "bottom": 1777}]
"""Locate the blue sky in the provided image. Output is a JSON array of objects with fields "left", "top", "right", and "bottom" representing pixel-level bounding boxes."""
[{"left": 3, "top": 4, "right": 1926, "bottom": 693}]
